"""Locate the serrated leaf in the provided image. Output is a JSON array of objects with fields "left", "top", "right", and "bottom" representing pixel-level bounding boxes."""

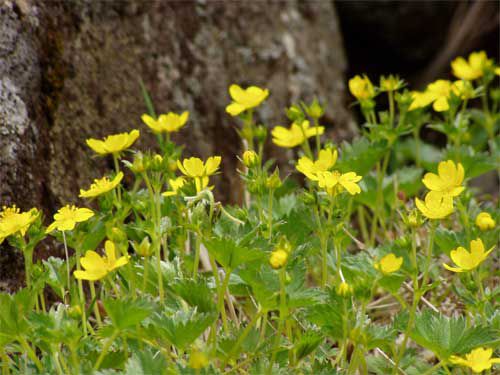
[
  {"left": 103, "top": 297, "right": 153, "bottom": 332},
  {"left": 148, "top": 309, "right": 216, "bottom": 350},
  {"left": 204, "top": 237, "right": 265, "bottom": 271},
  {"left": 294, "top": 331, "right": 323, "bottom": 362},
  {"left": 410, "top": 311, "right": 498, "bottom": 359},
  {"left": 171, "top": 278, "right": 216, "bottom": 313}
]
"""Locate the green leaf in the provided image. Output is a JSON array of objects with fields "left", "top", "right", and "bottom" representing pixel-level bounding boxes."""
[
  {"left": 123, "top": 350, "right": 168, "bottom": 375},
  {"left": 336, "top": 138, "right": 387, "bottom": 175},
  {"left": 410, "top": 311, "right": 498, "bottom": 359},
  {"left": 147, "top": 309, "right": 216, "bottom": 350},
  {"left": 204, "top": 237, "right": 265, "bottom": 271},
  {"left": 103, "top": 297, "right": 154, "bottom": 332},
  {"left": 293, "top": 331, "right": 323, "bottom": 362},
  {"left": 0, "top": 289, "right": 35, "bottom": 340},
  {"left": 171, "top": 278, "right": 216, "bottom": 313}
]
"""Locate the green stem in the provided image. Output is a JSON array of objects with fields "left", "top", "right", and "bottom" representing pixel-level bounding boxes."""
[
  {"left": 90, "top": 281, "right": 102, "bottom": 326},
  {"left": 74, "top": 246, "right": 88, "bottom": 336},
  {"left": 267, "top": 189, "right": 274, "bottom": 239},
  {"left": 420, "top": 221, "right": 437, "bottom": 301},
  {"left": 226, "top": 310, "right": 263, "bottom": 363},
  {"left": 94, "top": 331, "right": 119, "bottom": 370},
  {"left": 19, "top": 337, "right": 42, "bottom": 372},
  {"left": 192, "top": 233, "right": 201, "bottom": 280},
  {"left": 218, "top": 270, "right": 231, "bottom": 335},
  {"left": 62, "top": 231, "right": 71, "bottom": 298},
  {"left": 269, "top": 267, "right": 288, "bottom": 373},
  {"left": 112, "top": 154, "right": 122, "bottom": 202}
]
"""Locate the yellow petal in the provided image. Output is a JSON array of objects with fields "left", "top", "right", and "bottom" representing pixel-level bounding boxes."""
[
  {"left": 205, "top": 156, "right": 222, "bottom": 176},
  {"left": 442, "top": 263, "right": 464, "bottom": 273}
]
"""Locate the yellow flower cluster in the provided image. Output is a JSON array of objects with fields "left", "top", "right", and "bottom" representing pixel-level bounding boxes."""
[
  {"left": 141, "top": 111, "right": 189, "bottom": 134},
  {"left": 74, "top": 240, "right": 129, "bottom": 281},
  {"left": 415, "top": 160, "right": 464, "bottom": 219},
  {"left": 79, "top": 172, "right": 123, "bottom": 198},
  {"left": 86, "top": 130, "right": 140, "bottom": 156},
  {"left": 374, "top": 253, "right": 403, "bottom": 274},
  {"left": 450, "top": 347, "right": 500, "bottom": 373},
  {"left": 409, "top": 80, "right": 472, "bottom": 112},
  {"left": 0, "top": 205, "right": 38, "bottom": 244},
  {"left": 226, "top": 84, "right": 269, "bottom": 116},
  {"left": 451, "top": 51, "right": 493, "bottom": 81},
  {"left": 296, "top": 148, "right": 362, "bottom": 196},
  {"left": 177, "top": 156, "right": 222, "bottom": 193},
  {"left": 46, "top": 205, "right": 94, "bottom": 233},
  {"left": 443, "top": 238, "right": 494, "bottom": 273},
  {"left": 271, "top": 120, "right": 324, "bottom": 148},
  {"left": 349, "top": 75, "right": 375, "bottom": 101}
]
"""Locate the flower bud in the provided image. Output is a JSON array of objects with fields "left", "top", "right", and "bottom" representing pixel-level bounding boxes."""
[
  {"left": 306, "top": 98, "right": 325, "bottom": 119},
  {"left": 189, "top": 350, "right": 209, "bottom": 370},
  {"left": 242, "top": 150, "right": 259, "bottom": 168},
  {"left": 135, "top": 237, "right": 152, "bottom": 257},
  {"left": 254, "top": 125, "right": 268, "bottom": 143},
  {"left": 266, "top": 168, "right": 281, "bottom": 189},
  {"left": 337, "top": 281, "right": 353, "bottom": 296},
  {"left": 269, "top": 249, "right": 288, "bottom": 269},
  {"left": 475, "top": 212, "right": 496, "bottom": 231},
  {"left": 127, "top": 152, "right": 146, "bottom": 173}
]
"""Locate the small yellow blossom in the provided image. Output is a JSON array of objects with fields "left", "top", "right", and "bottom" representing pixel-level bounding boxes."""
[
  {"left": 242, "top": 150, "right": 258, "bottom": 167},
  {"left": 271, "top": 120, "right": 324, "bottom": 148},
  {"left": 408, "top": 91, "right": 434, "bottom": 111},
  {"left": 374, "top": 253, "right": 403, "bottom": 274},
  {"left": 349, "top": 75, "right": 375, "bottom": 100},
  {"left": 337, "top": 281, "right": 353, "bottom": 296},
  {"left": 422, "top": 160, "right": 465, "bottom": 198},
  {"left": 79, "top": 172, "right": 123, "bottom": 198},
  {"left": 443, "top": 238, "right": 494, "bottom": 273},
  {"left": 296, "top": 148, "right": 338, "bottom": 181},
  {"left": 450, "top": 347, "right": 500, "bottom": 373},
  {"left": 86, "top": 130, "right": 140, "bottom": 156},
  {"left": 269, "top": 249, "right": 288, "bottom": 269},
  {"left": 451, "top": 51, "right": 492, "bottom": 81},
  {"left": 141, "top": 111, "right": 189, "bottom": 133},
  {"left": 162, "top": 177, "right": 186, "bottom": 197},
  {"left": 73, "top": 240, "right": 129, "bottom": 281},
  {"left": 452, "top": 80, "right": 474, "bottom": 100},
  {"left": 0, "top": 206, "right": 39, "bottom": 244},
  {"left": 495, "top": 67, "right": 500, "bottom": 76},
  {"left": 177, "top": 156, "right": 221, "bottom": 192},
  {"left": 415, "top": 191, "right": 454, "bottom": 220},
  {"left": 189, "top": 349, "right": 209, "bottom": 370},
  {"left": 46, "top": 205, "right": 94, "bottom": 233},
  {"left": 317, "top": 170, "right": 362, "bottom": 196},
  {"left": 226, "top": 84, "right": 269, "bottom": 116},
  {"left": 475, "top": 212, "right": 496, "bottom": 231}
]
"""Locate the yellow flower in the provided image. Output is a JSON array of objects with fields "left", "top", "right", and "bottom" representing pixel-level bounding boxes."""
[
  {"left": 451, "top": 51, "right": 492, "bottom": 81},
  {"left": 242, "top": 150, "right": 258, "bottom": 167},
  {"left": 422, "top": 160, "right": 465, "bottom": 198},
  {"left": 162, "top": 177, "right": 186, "bottom": 197},
  {"left": 495, "top": 67, "right": 500, "bottom": 76},
  {"left": 296, "top": 148, "right": 338, "bottom": 181},
  {"left": 177, "top": 156, "right": 222, "bottom": 192},
  {"left": 415, "top": 191, "right": 454, "bottom": 220},
  {"left": 189, "top": 349, "right": 209, "bottom": 370},
  {"left": 141, "top": 111, "right": 189, "bottom": 133},
  {"left": 73, "top": 240, "right": 129, "bottom": 281},
  {"left": 337, "top": 281, "right": 353, "bottom": 296},
  {"left": 317, "top": 170, "right": 362, "bottom": 196},
  {"left": 408, "top": 91, "right": 435, "bottom": 111},
  {"left": 269, "top": 249, "right": 288, "bottom": 269},
  {"left": 475, "top": 212, "right": 496, "bottom": 231},
  {"left": 271, "top": 120, "right": 324, "bottom": 148},
  {"left": 374, "top": 253, "right": 403, "bottom": 274},
  {"left": 349, "top": 75, "right": 375, "bottom": 100},
  {"left": 86, "top": 130, "right": 140, "bottom": 155},
  {"left": 79, "top": 172, "right": 123, "bottom": 198},
  {"left": 0, "top": 206, "right": 38, "bottom": 244},
  {"left": 46, "top": 205, "right": 94, "bottom": 233},
  {"left": 450, "top": 347, "right": 500, "bottom": 373},
  {"left": 226, "top": 84, "right": 269, "bottom": 116},
  {"left": 452, "top": 80, "right": 474, "bottom": 100},
  {"left": 443, "top": 238, "right": 494, "bottom": 273}
]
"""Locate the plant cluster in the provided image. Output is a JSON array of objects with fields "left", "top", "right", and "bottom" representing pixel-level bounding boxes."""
[{"left": 0, "top": 51, "right": 499, "bottom": 374}]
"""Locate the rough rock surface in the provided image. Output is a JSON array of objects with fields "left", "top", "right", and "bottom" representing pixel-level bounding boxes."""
[{"left": 0, "top": 0, "right": 352, "bottom": 289}]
